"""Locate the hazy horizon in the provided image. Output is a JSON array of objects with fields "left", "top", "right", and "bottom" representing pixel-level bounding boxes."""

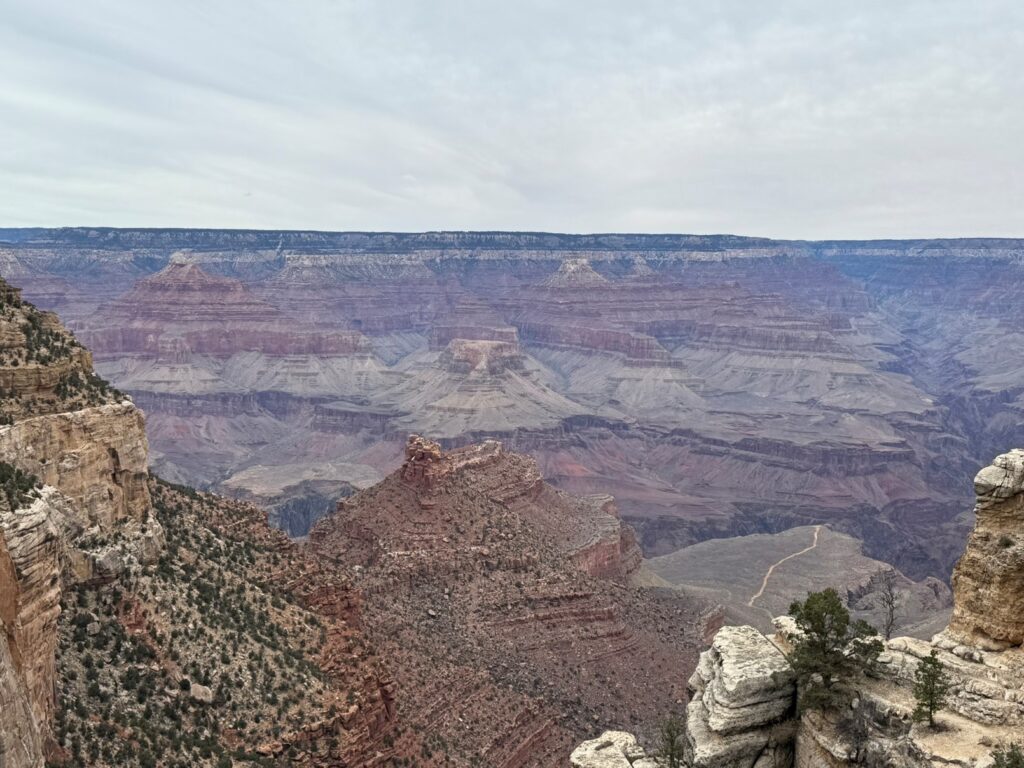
[
  {"left": 5, "top": 225, "right": 1024, "bottom": 244},
  {"left": 3, "top": 1, "right": 1022, "bottom": 238}
]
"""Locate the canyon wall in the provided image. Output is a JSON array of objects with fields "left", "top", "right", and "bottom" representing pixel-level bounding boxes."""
[
  {"left": 0, "top": 278, "right": 414, "bottom": 766},
  {"left": 0, "top": 278, "right": 163, "bottom": 767},
  {"left": 4, "top": 230, "right": 1024, "bottom": 580}
]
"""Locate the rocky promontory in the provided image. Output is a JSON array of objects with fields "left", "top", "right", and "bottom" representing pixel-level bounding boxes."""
[
  {"left": 310, "top": 434, "right": 709, "bottom": 764},
  {"left": 574, "top": 448, "right": 1024, "bottom": 768},
  {"left": 947, "top": 448, "right": 1024, "bottom": 649}
]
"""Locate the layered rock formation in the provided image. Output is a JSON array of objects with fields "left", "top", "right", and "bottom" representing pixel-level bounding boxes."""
[
  {"left": 683, "top": 626, "right": 797, "bottom": 767},
  {"left": 9, "top": 228, "right": 1022, "bottom": 577},
  {"left": 947, "top": 448, "right": 1024, "bottom": 648},
  {"left": 0, "top": 279, "right": 166, "bottom": 766},
  {"left": 0, "top": 279, "right": 413, "bottom": 765},
  {"left": 309, "top": 435, "right": 710, "bottom": 765},
  {"left": 0, "top": 614, "right": 44, "bottom": 768}
]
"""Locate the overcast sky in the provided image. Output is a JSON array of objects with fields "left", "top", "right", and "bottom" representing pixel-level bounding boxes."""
[{"left": 1, "top": 1, "right": 1022, "bottom": 238}]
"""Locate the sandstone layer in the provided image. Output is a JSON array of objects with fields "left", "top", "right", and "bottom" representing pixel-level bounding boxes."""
[
  {"left": 0, "top": 280, "right": 164, "bottom": 766},
  {"left": 947, "top": 448, "right": 1024, "bottom": 648}
]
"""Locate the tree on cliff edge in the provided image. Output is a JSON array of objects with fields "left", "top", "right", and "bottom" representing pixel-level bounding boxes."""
[
  {"left": 877, "top": 569, "right": 903, "bottom": 640},
  {"left": 788, "top": 588, "right": 883, "bottom": 713}
]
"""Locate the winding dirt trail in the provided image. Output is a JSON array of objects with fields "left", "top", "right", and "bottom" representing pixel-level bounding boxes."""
[{"left": 747, "top": 525, "right": 823, "bottom": 608}]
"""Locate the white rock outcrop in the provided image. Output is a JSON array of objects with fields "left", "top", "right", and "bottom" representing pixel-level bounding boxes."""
[
  {"left": 570, "top": 731, "right": 654, "bottom": 768},
  {"left": 684, "top": 625, "right": 797, "bottom": 768}
]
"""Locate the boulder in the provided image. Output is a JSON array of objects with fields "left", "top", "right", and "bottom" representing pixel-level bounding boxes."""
[
  {"left": 570, "top": 731, "right": 646, "bottom": 768},
  {"left": 684, "top": 625, "right": 797, "bottom": 767},
  {"left": 190, "top": 682, "right": 214, "bottom": 704}
]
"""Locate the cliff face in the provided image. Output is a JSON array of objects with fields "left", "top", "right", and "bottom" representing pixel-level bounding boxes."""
[
  {"left": 0, "top": 278, "right": 163, "bottom": 766},
  {"left": 0, "top": 618, "right": 44, "bottom": 768},
  {"left": 0, "top": 404, "right": 150, "bottom": 529},
  {"left": 947, "top": 449, "right": 1024, "bottom": 648},
  {"left": 0, "top": 489, "right": 66, "bottom": 741},
  {"left": 0, "top": 274, "right": 407, "bottom": 766}
]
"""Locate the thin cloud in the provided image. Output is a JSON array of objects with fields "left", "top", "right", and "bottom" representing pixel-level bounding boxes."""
[{"left": 0, "top": 0, "right": 1021, "bottom": 237}]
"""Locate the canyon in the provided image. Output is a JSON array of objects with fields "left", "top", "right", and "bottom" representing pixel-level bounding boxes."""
[
  {"left": 0, "top": 281, "right": 713, "bottom": 767},
  {"left": 4, "top": 229, "right": 1023, "bottom": 585}
]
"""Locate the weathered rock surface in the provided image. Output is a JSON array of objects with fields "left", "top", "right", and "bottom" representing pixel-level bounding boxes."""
[
  {"left": 947, "top": 449, "right": 1024, "bottom": 648},
  {"left": 0, "top": 617, "right": 44, "bottom": 768},
  {"left": 570, "top": 731, "right": 650, "bottom": 767},
  {"left": 0, "top": 403, "right": 151, "bottom": 528},
  {"left": 0, "top": 281, "right": 163, "bottom": 762},
  {"left": 0, "top": 488, "right": 67, "bottom": 736},
  {"left": 684, "top": 625, "right": 797, "bottom": 767}
]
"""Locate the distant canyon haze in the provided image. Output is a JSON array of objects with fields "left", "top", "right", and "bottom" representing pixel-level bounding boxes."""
[{"left": 3, "top": 228, "right": 1023, "bottom": 585}]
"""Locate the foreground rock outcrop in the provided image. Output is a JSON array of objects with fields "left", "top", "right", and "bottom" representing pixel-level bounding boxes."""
[
  {"left": 575, "top": 449, "right": 1024, "bottom": 768},
  {"left": 683, "top": 626, "right": 796, "bottom": 767},
  {"left": 570, "top": 731, "right": 657, "bottom": 768},
  {"left": 0, "top": 278, "right": 164, "bottom": 766},
  {"left": 947, "top": 448, "right": 1024, "bottom": 649}
]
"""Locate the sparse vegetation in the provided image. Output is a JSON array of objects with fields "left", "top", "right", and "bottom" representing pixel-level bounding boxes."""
[
  {"left": 51, "top": 479, "right": 370, "bottom": 767},
  {"left": 992, "top": 743, "right": 1024, "bottom": 768},
  {"left": 0, "top": 460, "right": 41, "bottom": 510}
]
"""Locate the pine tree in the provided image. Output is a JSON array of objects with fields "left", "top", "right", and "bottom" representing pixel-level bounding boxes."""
[
  {"left": 912, "top": 650, "right": 951, "bottom": 727},
  {"left": 788, "top": 589, "right": 883, "bottom": 712}
]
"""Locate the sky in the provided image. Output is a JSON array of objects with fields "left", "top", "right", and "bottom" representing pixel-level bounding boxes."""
[{"left": 1, "top": 1, "right": 1022, "bottom": 239}]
